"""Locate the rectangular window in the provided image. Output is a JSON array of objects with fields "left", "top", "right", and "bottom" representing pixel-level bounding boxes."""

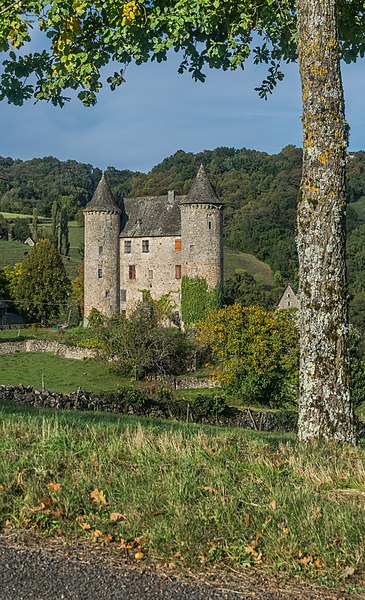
[
  {"left": 208, "top": 220, "right": 212, "bottom": 230},
  {"left": 98, "top": 245, "right": 103, "bottom": 257},
  {"left": 97, "top": 268, "right": 103, "bottom": 279},
  {"left": 105, "top": 290, "right": 110, "bottom": 299},
  {"left": 120, "top": 289, "right": 127, "bottom": 302},
  {"left": 124, "top": 240, "right": 132, "bottom": 253},
  {"left": 175, "top": 239, "right": 181, "bottom": 252},
  {"left": 148, "top": 269, "right": 153, "bottom": 280},
  {"left": 175, "top": 265, "right": 182, "bottom": 280},
  {"left": 189, "top": 244, "right": 195, "bottom": 254},
  {"left": 129, "top": 265, "right": 136, "bottom": 280},
  {"left": 142, "top": 240, "right": 149, "bottom": 253}
]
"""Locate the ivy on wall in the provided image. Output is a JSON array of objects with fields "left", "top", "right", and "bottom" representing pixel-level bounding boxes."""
[{"left": 181, "top": 276, "right": 221, "bottom": 326}]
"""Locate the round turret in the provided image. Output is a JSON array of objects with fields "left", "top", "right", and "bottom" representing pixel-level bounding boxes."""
[
  {"left": 180, "top": 165, "right": 223, "bottom": 288},
  {"left": 83, "top": 174, "right": 121, "bottom": 322}
]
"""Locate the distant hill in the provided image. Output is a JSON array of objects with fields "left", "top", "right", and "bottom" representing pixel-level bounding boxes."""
[{"left": 2, "top": 147, "right": 365, "bottom": 328}]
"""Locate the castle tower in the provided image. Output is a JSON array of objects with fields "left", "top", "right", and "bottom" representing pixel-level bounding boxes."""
[
  {"left": 180, "top": 165, "right": 224, "bottom": 288},
  {"left": 83, "top": 174, "right": 121, "bottom": 323}
]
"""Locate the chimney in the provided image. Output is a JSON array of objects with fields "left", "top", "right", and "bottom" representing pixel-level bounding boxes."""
[{"left": 168, "top": 190, "right": 176, "bottom": 202}]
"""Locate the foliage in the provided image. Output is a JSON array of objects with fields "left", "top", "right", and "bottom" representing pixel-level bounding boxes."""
[
  {"left": 198, "top": 304, "right": 299, "bottom": 407},
  {"left": 12, "top": 239, "right": 70, "bottom": 322},
  {"left": 88, "top": 306, "right": 104, "bottom": 327},
  {"left": 100, "top": 303, "right": 194, "bottom": 378},
  {"left": 181, "top": 276, "right": 221, "bottom": 326},
  {"left": 2, "top": 0, "right": 365, "bottom": 107},
  {"left": 0, "top": 214, "right": 9, "bottom": 240},
  {"left": 12, "top": 218, "right": 30, "bottom": 242},
  {"left": 223, "top": 268, "right": 272, "bottom": 309},
  {"left": 71, "top": 261, "right": 84, "bottom": 317}
]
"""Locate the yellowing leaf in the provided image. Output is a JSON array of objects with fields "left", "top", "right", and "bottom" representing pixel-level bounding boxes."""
[
  {"left": 91, "top": 529, "right": 103, "bottom": 541},
  {"left": 135, "top": 551, "right": 144, "bottom": 560},
  {"left": 109, "top": 512, "right": 126, "bottom": 522},
  {"left": 90, "top": 488, "right": 107, "bottom": 505},
  {"left": 47, "top": 482, "right": 62, "bottom": 492},
  {"left": 314, "top": 556, "right": 323, "bottom": 569},
  {"left": 268, "top": 499, "right": 277, "bottom": 510}
]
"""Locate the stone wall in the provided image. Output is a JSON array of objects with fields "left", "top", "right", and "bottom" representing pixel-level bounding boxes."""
[
  {"left": 1, "top": 384, "right": 364, "bottom": 436},
  {"left": 0, "top": 339, "right": 97, "bottom": 360},
  {"left": 119, "top": 235, "right": 181, "bottom": 317}
]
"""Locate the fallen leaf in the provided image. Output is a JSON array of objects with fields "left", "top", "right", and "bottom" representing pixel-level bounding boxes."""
[
  {"left": 201, "top": 486, "right": 217, "bottom": 495},
  {"left": 47, "top": 482, "right": 62, "bottom": 492},
  {"left": 314, "top": 556, "right": 323, "bottom": 569},
  {"left": 90, "top": 488, "right": 107, "bottom": 506},
  {"left": 40, "top": 496, "right": 53, "bottom": 509},
  {"left": 345, "top": 566, "right": 355, "bottom": 577},
  {"left": 102, "top": 533, "right": 113, "bottom": 545},
  {"left": 135, "top": 551, "right": 144, "bottom": 560},
  {"left": 314, "top": 506, "right": 322, "bottom": 519},
  {"left": 244, "top": 513, "right": 250, "bottom": 526},
  {"left": 17, "top": 471, "right": 25, "bottom": 487},
  {"left": 90, "top": 529, "right": 103, "bottom": 541},
  {"left": 79, "top": 521, "right": 91, "bottom": 530},
  {"left": 268, "top": 499, "right": 277, "bottom": 510},
  {"left": 109, "top": 512, "right": 126, "bottom": 522}
]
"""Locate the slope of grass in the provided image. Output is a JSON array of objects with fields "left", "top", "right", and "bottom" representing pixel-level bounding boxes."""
[
  {"left": 0, "top": 400, "right": 363, "bottom": 592},
  {"left": 224, "top": 247, "right": 275, "bottom": 286},
  {"left": 349, "top": 196, "right": 365, "bottom": 221},
  {"left": 0, "top": 239, "right": 30, "bottom": 267}
]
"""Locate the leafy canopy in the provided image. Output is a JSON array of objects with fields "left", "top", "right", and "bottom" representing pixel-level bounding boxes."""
[{"left": 1, "top": 1, "right": 365, "bottom": 106}]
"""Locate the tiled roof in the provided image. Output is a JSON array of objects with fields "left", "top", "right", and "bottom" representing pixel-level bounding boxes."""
[
  {"left": 120, "top": 194, "right": 183, "bottom": 237},
  {"left": 84, "top": 174, "right": 121, "bottom": 213},
  {"left": 180, "top": 164, "right": 220, "bottom": 205}
]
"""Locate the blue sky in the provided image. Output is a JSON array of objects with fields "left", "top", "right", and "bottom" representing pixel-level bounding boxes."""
[{"left": 0, "top": 51, "right": 364, "bottom": 173}]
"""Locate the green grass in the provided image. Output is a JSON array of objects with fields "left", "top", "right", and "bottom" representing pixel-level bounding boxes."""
[
  {"left": 349, "top": 196, "right": 365, "bottom": 221},
  {"left": 0, "top": 353, "right": 129, "bottom": 393},
  {"left": 0, "top": 239, "right": 30, "bottom": 268},
  {"left": 224, "top": 247, "right": 275, "bottom": 286},
  {"left": 0, "top": 400, "right": 363, "bottom": 591}
]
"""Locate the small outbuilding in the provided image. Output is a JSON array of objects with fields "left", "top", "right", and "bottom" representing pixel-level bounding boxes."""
[{"left": 277, "top": 284, "right": 299, "bottom": 310}]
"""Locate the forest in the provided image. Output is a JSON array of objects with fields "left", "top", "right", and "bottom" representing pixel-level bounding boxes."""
[{"left": 1, "top": 145, "right": 365, "bottom": 329}]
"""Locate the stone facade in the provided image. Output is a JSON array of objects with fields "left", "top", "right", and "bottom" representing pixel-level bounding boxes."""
[
  {"left": 84, "top": 166, "right": 224, "bottom": 322},
  {"left": 277, "top": 284, "right": 299, "bottom": 310}
]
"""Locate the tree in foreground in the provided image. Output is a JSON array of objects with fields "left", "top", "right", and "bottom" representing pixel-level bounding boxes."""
[
  {"left": 1, "top": 1, "right": 364, "bottom": 441},
  {"left": 14, "top": 238, "right": 70, "bottom": 322}
]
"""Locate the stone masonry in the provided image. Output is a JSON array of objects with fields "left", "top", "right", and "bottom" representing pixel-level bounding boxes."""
[{"left": 83, "top": 166, "right": 224, "bottom": 323}]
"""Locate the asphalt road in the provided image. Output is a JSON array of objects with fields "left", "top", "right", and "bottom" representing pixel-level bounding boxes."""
[{"left": 0, "top": 534, "right": 357, "bottom": 600}]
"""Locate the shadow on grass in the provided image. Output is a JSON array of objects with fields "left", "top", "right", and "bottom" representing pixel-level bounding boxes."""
[{"left": 0, "top": 399, "right": 295, "bottom": 446}]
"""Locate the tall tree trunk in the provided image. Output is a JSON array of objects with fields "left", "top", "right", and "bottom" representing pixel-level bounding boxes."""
[{"left": 296, "top": 0, "right": 356, "bottom": 443}]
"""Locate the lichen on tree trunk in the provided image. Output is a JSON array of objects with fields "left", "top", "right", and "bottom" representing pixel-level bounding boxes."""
[{"left": 296, "top": 0, "right": 356, "bottom": 443}]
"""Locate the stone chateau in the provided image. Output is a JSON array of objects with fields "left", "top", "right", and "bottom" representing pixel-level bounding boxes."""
[{"left": 83, "top": 165, "right": 224, "bottom": 324}]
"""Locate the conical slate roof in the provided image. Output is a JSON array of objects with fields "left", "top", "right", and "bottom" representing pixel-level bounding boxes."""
[
  {"left": 84, "top": 174, "right": 121, "bottom": 213},
  {"left": 181, "top": 164, "right": 220, "bottom": 205}
]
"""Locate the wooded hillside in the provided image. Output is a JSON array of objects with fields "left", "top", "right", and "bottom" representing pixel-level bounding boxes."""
[{"left": 1, "top": 146, "right": 365, "bottom": 328}]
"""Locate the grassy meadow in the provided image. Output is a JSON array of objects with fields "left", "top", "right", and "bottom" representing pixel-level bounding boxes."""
[{"left": 0, "top": 399, "right": 364, "bottom": 593}]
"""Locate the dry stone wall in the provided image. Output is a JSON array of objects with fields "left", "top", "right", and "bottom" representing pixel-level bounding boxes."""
[{"left": 0, "top": 340, "right": 97, "bottom": 360}]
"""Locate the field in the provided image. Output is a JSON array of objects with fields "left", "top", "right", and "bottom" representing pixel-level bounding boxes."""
[
  {"left": 0, "top": 399, "right": 363, "bottom": 594},
  {"left": 224, "top": 247, "right": 274, "bottom": 285},
  {"left": 0, "top": 353, "right": 129, "bottom": 393},
  {"left": 349, "top": 196, "right": 365, "bottom": 221},
  {"left": 0, "top": 220, "right": 83, "bottom": 278}
]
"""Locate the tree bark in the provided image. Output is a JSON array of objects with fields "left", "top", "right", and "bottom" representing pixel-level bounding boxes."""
[{"left": 296, "top": 0, "right": 357, "bottom": 443}]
